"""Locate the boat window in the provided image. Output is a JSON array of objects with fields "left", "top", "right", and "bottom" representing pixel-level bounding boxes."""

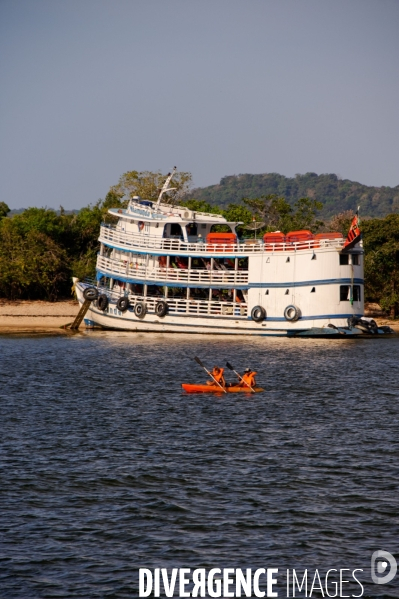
[
  {"left": 191, "top": 258, "right": 202, "bottom": 269},
  {"left": 211, "top": 289, "right": 234, "bottom": 302},
  {"left": 170, "top": 223, "right": 183, "bottom": 237},
  {"left": 353, "top": 285, "right": 361, "bottom": 301},
  {"left": 265, "top": 290, "right": 269, "bottom": 295},
  {"left": 352, "top": 254, "right": 360, "bottom": 265},
  {"left": 163, "top": 223, "right": 184, "bottom": 239},
  {"left": 311, "top": 287, "right": 316, "bottom": 292},
  {"left": 168, "top": 287, "right": 186, "bottom": 299},
  {"left": 340, "top": 285, "right": 350, "bottom": 301},
  {"left": 186, "top": 223, "right": 198, "bottom": 236},
  {"left": 190, "top": 287, "right": 208, "bottom": 300},
  {"left": 223, "top": 258, "right": 235, "bottom": 270},
  {"left": 340, "top": 254, "right": 349, "bottom": 265},
  {"left": 147, "top": 285, "right": 164, "bottom": 298},
  {"left": 286, "top": 257, "right": 290, "bottom": 263},
  {"left": 130, "top": 283, "right": 144, "bottom": 295},
  {"left": 285, "top": 289, "right": 289, "bottom": 295}
]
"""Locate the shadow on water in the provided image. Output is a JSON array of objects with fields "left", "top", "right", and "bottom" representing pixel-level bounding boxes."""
[{"left": 0, "top": 333, "right": 398, "bottom": 597}]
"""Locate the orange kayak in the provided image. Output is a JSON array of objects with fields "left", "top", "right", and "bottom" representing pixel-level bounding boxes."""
[{"left": 182, "top": 384, "right": 264, "bottom": 393}]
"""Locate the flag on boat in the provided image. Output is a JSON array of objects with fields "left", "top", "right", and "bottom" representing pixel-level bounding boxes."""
[{"left": 344, "top": 211, "right": 361, "bottom": 250}]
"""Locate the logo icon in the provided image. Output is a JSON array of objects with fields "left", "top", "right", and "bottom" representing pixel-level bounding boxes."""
[{"left": 371, "top": 550, "right": 397, "bottom": 585}]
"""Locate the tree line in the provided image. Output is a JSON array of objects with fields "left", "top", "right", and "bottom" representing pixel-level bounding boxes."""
[
  {"left": 0, "top": 170, "right": 398, "bottom": 317},
  {"left": 184, "top": 172, "right": 399, "bottom": 219}
]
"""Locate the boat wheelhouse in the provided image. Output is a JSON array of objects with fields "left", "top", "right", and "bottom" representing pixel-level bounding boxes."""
[{"left": 74, "top": 170, "right": 392, "bottom": 337}]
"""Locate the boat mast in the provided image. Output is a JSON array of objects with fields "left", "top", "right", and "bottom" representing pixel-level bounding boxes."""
[{"left": 155, "top": 167, "right": 177, "bottom": 207}]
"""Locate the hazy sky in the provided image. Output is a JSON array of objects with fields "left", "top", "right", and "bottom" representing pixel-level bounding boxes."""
[{"left": 1, "top": 0, "right": 398, "bottom": 210}]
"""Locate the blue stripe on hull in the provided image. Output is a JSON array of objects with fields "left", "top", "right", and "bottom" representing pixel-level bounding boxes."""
[
  {"left": 96, "top": 270, "right": 363, "bottom": 290},
  {"left": 95, "top": 270, "right": 247, "bottom": 289},
  {"left": 250, "top": 278, "right": 364, "bottom": 288},
  {"left": 255, "top": 313, "right": 362, "bottom": 322}
]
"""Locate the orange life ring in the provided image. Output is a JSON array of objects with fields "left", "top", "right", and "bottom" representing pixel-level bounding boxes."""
[{"left": 138, "top": 221, "right": 144, "bottom": 231}]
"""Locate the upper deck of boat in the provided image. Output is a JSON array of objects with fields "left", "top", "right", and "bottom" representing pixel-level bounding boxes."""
[
  {"left": 99, "top": 223, "right": 347, "bottom": 257},
  {"left": 100, "top": 198, "right": 354, "bottom": 257}
]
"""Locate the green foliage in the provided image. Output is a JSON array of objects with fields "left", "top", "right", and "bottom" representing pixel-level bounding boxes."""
[
  {"left": 362, "top": 214, "right": 399, "bottom": 316},
  {"left": 100, "top": 189, "right": 126, "bottom": 213},
  {"left": 0, "top": 204, "right": 104, "bottom": 300},
  {"left": 178, "top": 198, "right": 219, "bottom": 213},
  {"left": 0, "top": 217, "right": 68, "bottom": 300},
  {"left": 326, "top": 210, "right": 354, "bottom": 235},
  {"left": 114, "top": 169, "right": 192, "bottom": 204},
  {"left": 222, "top": 204, "right": 253, "bottom": 235},
  {"left": 184, "top": 172, "right": 399, "bottom": 219},
  {"left": 0, "top": 202, "right": 10, "bottom": 219},
  {"left": 9, "top": 207, "right": 69, "bottom": 241},
  {"left": 242, "top": 194, "right": 323, "bottom": 234}
]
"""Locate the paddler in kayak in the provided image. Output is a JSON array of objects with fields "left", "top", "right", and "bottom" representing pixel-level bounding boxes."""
[
  {"left": 206, "top": 366, "right": 226, "bottom": 387},
  {"left": 237, "top": 367, "right": 257, "bottom": 389}
]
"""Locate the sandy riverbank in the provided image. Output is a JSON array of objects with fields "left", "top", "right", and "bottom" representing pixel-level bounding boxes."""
[
  {"left": 0, "top": 299, "right": 398, "bottom": 334},
  {"left": 0, "top": 300, "right": 80, "bottom": 334}
]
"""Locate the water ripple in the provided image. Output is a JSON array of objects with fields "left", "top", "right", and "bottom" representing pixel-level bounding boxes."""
[{"left": 0, "top": 333, "right": 398, "bottom": 597}]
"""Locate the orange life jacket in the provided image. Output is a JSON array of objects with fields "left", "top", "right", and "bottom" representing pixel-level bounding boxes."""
[
  {"left": 208, "top": 368, "right": 226, "bottom": 386},
  {"left": 240, "top": 371, "right": 257, "bottom": 387}
]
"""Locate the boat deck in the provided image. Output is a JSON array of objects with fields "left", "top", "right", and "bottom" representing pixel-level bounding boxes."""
[{"left": 99, "top": 224, "right": 346, "bottom": 257}]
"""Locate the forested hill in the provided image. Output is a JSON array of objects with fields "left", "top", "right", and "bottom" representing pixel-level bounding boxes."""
[{"left": 185, "top": 173, "right": 399, "bottom": 219}]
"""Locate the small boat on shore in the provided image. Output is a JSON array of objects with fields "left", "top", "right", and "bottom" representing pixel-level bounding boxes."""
[{"left": 182, "top": 384, "right": 264, "bottom": 393}]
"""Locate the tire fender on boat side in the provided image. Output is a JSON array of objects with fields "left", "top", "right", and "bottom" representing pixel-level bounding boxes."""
[
  {"left": 97, "top": 294, "right": 109, "bottom": 311},
  {"left": 155, "top": 300, "right": 168, "bottom": 317},
  {"left": 347, "top": 316, "right": 358, "bottom": 329},
  {"left": 369, "top": 319, "right": 378, "bottom": 332},
  {"left": 83, "top": 287, "right": 99, "bottom": 301},
  {"left": 134, "top": 301, "right": 147, "bottom": 319},
  {"left": 251, "top": 305, "right": 266, "bottom": 322},
  {"left": 284, "top": 304, "right": 301, "bottom": 322},
  {"left": 116, "top": 296, "right": 130, "bottom": 312}
]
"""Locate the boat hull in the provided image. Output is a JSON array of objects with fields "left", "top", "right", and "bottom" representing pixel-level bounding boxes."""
[
  {"left": 80, "top": 306, "right": 373, "bottom": 337},
  {"left": 75, "top": 285, "right": 393, "bottom": 337},
  {"left": 182, "top": 384, "right": 264, "bottom": 393}
]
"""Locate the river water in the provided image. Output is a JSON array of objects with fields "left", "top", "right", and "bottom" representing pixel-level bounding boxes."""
[{"left": 0, "top": 332, "right": 398, "bottom": 598}]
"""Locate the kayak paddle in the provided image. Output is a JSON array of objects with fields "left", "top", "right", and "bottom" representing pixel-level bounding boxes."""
[
  {"left": 225, "top": 361, "right": 255, "bottom": 393},
  {"left": 194, "top": 357, "right": 227, "bottom": 393}
]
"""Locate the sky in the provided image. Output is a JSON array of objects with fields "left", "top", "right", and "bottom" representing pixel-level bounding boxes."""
[{"left": 1, "top": 0, "right": 398, "bottom": 210}]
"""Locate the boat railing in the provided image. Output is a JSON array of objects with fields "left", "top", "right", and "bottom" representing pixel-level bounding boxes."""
[
  {"left": 96, "top": 255, "right": 248, "bottom": 286},
  {"left": 99, "top": 224, "right": 345, "bottom": 254},
  {"left": 121, "top": 201, "right": 227, "bottom": 221},
  {"left": 89, "top": 284, "right": 248, "bottom": 318}
]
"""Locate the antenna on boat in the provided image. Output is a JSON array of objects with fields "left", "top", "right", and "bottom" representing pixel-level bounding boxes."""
[
  {"left": 155, "top": 167, "right": 177, "bottom": 207},
  {"left": 244, "top": 220, "right": 265, "bottom": 240}
]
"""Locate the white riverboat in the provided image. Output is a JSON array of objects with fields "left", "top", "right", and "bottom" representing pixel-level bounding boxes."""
[{"left": 75, "top": 170, "right": 393, "bottom": 337}]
